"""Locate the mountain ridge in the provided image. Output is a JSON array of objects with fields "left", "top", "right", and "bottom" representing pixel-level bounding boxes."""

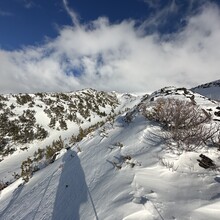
[
  {"left": 191, "top": 79, "right": 220, "bottom": 101},
  {"left": 1, "top": 84, "right": 220, "bottom": 220}
]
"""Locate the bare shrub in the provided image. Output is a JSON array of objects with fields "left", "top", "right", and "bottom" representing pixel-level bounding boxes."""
[
  {"left": 208, "top": 130, "right": 220, "bottom": 150},
  {"left": 146, "top": 98, "right": 211, "bottom": 129},
  {"left": 115, "top": 142, "right": 124, "bottom": 148},
  {"left": 21, "top": 157, "right": 33, "bottom": 182},
  {"left": 158, "top": 157, "right": 178, "bottom": 172},
  {"left": 144, "top": 98, "right": 218, "bottom": 151},
  {"left": 0, "top": 180, "right": 9, "bottom": 191}
]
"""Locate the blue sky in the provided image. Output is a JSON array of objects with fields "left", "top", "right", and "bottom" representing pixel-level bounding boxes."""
[
  {"left": 0, "top": 0, "right": 70, "bottom": 49},
  {"left": 0, "top": 0, "right": 220, "bottom": 93},
  {"left": 1, "top": 0, "right": 215, "bottom": 50}
]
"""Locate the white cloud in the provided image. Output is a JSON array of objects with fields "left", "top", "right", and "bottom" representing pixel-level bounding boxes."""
[
  {"left": 0, "top": 3, "right": 220, "bottom": 94},
  {"left": 62, "top": 0, "right": 79, "bottom": 27},
  {"left": 143, "top": 0, "right": 161, "bottom": 9},
  {"left": 0, "top": 10, "right": 13, "bottom": 16},
  {"left": 21, "top": 0, "right": 36, "bottom": 9}
]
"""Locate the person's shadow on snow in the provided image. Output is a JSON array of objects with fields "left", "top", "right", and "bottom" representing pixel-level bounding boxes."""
[{"left": 52, "top": 149, "right": 87, "bottom": 220}]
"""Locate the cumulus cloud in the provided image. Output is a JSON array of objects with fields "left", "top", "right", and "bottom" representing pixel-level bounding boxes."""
[{"left": 0, "top": 3, "right": 220, "bottom": 94}]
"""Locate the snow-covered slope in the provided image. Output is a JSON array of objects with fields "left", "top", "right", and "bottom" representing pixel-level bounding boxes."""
[
  {"left": 191, "top": 79, "right": 220, "bottom": 101},
  {"left": 0, "top": 89, "right": 142, "bottom": 185},
  {"left": 1, "top": 87, "right": 220, "bottom": 220}
]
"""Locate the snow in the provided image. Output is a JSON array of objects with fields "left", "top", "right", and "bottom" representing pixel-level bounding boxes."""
[
  {"left": 0, "top": 87, "right": 220, "bottom": 220},
  {"left": 122, "top": 210, "right": 155, "bottom": 220},
  {"left": 194, "top": 87, "right": 220, "bottom": 101},
  {"left": 191, "top": 201, "right": 220, "bottom": 220},
  {"left": 0, "top": 90, "right": 142, "bottom": 184},
  {"left": 192, "top": 79, "right": 220, "bottom": 101}
]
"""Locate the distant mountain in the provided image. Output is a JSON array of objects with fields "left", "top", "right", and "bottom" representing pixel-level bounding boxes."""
[
  {"left": 191, "top": 79, "right": 220, "bottom": 101},
  {"left": 1, "top": 86, "right": 220, "bottom": 220}
]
